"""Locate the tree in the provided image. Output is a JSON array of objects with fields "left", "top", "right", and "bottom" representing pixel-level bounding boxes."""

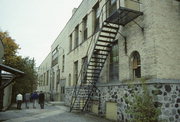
[
  {"left": 0, "top": 31, "right": 37, "bottom": 102},
  {"left": 12, "top": 57, "right": 37, "bottom": 98},
  {"left": 0, "top": 31, "right": 20, "bottom": 67}
]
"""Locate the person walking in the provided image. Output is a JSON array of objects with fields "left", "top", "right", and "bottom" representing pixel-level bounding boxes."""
[
  {"left": 39, "top": 91, "right": 45, "bottom": 109},
  {"left": 16, "top": 93, "right": 23, "bottom": 110},
  {"left": 24, "top": 93, "right": 30, "bottom": 109},
  {"left": 31, "top": 91, "right": 39, "bottom": 109}
]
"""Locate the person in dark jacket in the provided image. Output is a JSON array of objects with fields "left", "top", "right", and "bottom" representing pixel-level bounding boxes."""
[
  {"left": 31, "top": 91, "right": 39, "bottom": 109},
  {"left": 38, "top": 91, "right": 45, "bottom": 109}
]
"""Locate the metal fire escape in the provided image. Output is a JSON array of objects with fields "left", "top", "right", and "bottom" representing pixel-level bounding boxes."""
[{"left": 70, "top": 0, "right": 143, "bottom": 112}]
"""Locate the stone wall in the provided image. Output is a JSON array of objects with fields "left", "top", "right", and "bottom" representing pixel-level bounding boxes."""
[{"left": 65, "top": 79, "right": 180, "bottom": 122}]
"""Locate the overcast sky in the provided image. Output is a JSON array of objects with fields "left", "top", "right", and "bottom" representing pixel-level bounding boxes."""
[{"left": 0, "top": 0, "right": 82, "bottom": 66}]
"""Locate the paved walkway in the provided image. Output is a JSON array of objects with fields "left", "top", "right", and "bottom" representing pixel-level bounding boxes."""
[{"left": 0, "top": 102, "right": 112, "bottom": 122}]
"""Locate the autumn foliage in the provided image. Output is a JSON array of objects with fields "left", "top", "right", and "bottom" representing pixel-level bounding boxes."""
[{"left": 0, "top": 31, "right": 37, "bottom": 101}]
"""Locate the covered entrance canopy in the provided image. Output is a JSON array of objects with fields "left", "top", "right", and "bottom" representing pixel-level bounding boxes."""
[
  {"left": 0, "top": 63, "right": 24, "bottom": 111},
  {"left": 0, "top": 64, "right": 24, "bottom": 90}
]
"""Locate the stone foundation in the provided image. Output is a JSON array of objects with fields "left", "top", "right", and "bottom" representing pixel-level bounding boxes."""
[{"left": 65, "top": 79, "right": 180, "bottom": 122}]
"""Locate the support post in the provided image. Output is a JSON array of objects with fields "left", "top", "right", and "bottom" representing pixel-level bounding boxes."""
[{"left": 132, "top": 20, "right": 144, "bottom": 32}]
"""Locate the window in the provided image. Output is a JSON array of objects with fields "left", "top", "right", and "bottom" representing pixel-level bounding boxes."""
[
  {"left": 52, "top": 71, "right": 55, "bottom": 90},
  {"left": 46, "top": 70, "right": 49, "bottom": 85},
  {"left": 130, "top": 51, "right": 141, "bottom": 79},
  {"left": 94, "top": 3, "right": 100, "bottom": 33},
  {"left": 82, "top": 56, "right": 88, "bottom": 66},
  {"left": 69, "top": 34, "right": 72, "bottom": 52},
  {"left": 109, "top": 0, "right": 117, "bottom": 16},
  {"left": 52, "top": 46, "right": 59, "bottom": 67},
  {"left": 74, "top": 25, "right": 79, "bottom": 48},
  {"left": 39, "top": 75, "right": 42, "bottom": 86},
  {"left": 109, "top": 41, "right": 119, "bottom": 81},
  {"left": 81, "top": 56, "right": 88, "bottom": 82},
  {"left": 68, "top": 74, "right": 71, "bottom": 86},
  {"left": 125, "top": 0, "right": 140, "bottom": 11},
  {"left": 56, "top": 69, "right": 60, "bottom": 91},
  {"left": 43, "top": 73, "right": 46, "bottom": 85},
  {"left": 62, "top": 55, "right": 65, "bottom": 72},
  {"left": 57, "top": 69, "right": 60, "bottom": 83},
  {"left": 74, "top": 61, "right": 78, "bottom": 85},
  {"left": 61, "top": 86, "right": 65, "bottom": 94},
  {"left": 83, "top": 16, "right": 88, "bottom": 42}
]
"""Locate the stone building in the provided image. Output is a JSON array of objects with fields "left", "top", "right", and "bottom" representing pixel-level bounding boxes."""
[{"left": 38, "top": 0, "right": 180, "bottom": 121}]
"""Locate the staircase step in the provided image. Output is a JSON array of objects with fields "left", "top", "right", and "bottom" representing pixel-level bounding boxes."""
[
  {"left": 94, "top": 49, "right": 110, "bottom": 52},
  {"left": 99, "top": 35, "right": 115, "bottom": 39},
  {"left": 86, "top": 75, "right": 99, "bottom": 78},
  {"left": 95, "top": 44, "right": 111, "bottom": 48},
  {"left": 90, "top": 61, "right": 105, "bottom": 63},
  {"left": 86, "top": 78, "right": 98, "bottom": 80},
  {"left": 91, "top": 57, "right": 106, "bottom": 60},
  {"left": 103, "top": 25, "right": 119, "bottom": 30},
  {"left": 86, "top": 76, "right": 99, "bottom": 78},
  {"left": 93, "top": 53, "right": 108, "bottom": 56},
  {"left": 101, "top": 30, "right": 117, "bottom": 34},
  {"left": 104, "top": 21, "right": 119, "bottom": 26},
  {"left": 87, "top": 68, "right": 101, "bottom": 70},
  {"left": 97, "top": 40, "right": 114, "bottom": 44},
  {"left": 86, "top": 72, "right": 100, "bottom": 74},
  {"left": 88, "top": 65, "right": 103, "bottom": 67}
]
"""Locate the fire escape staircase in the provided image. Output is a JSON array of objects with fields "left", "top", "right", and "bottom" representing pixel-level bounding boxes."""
[{"left": 70, "top": 1, "right": 143, "bottom": 112}]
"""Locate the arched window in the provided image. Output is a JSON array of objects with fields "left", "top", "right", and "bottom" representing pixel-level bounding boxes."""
[{"left": 130, "top": 51, "right": 141, "bottom": 79}]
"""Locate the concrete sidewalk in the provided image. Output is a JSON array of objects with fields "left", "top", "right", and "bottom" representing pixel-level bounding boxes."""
[
  {"left": 0, "top": 103, "right": 112, "bottom": 122},
  {"left": 47, "top": 101, "right": 65, "bottom": 106}
]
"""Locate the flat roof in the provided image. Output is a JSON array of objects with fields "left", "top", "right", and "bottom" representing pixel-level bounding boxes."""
[{"left": 0, "top": 64, "right": 24, "bottom": 76}]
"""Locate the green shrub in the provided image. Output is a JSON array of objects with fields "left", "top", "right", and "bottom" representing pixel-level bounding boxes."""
[{"left": 126, "top": 81, "right": 160, "bottom": 122}]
